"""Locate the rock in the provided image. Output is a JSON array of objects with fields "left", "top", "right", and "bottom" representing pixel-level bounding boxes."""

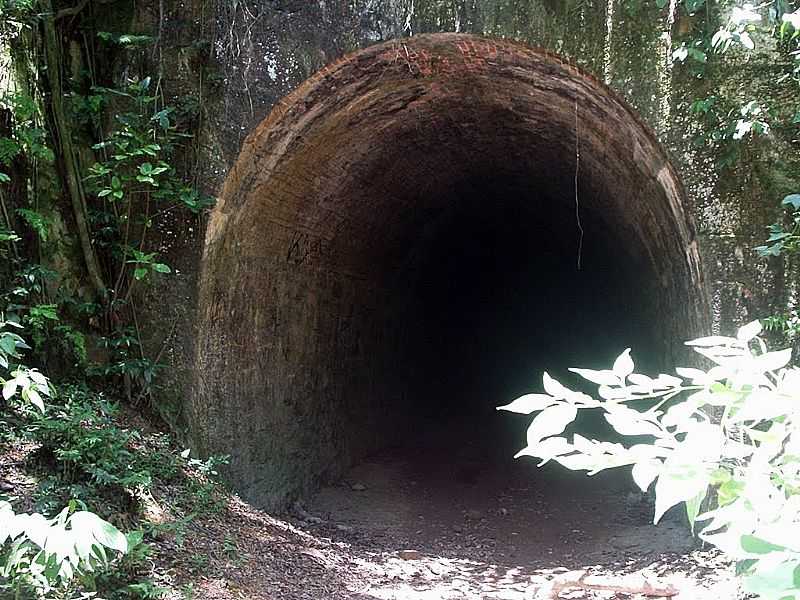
[
  {"left": 398, "top": 549, "right": 422, "bottom": 560},
  {"left": 452, "top": 524, "right": 464, "bottom": 533},
  {"left": 350, "top": 482, "right": 367, "bottom": 491},
  {"left": 0, "top": 481, "right": 13, "bottom": 492},
  {"left": 335, "top": 523, "right": 354, "bottom": 533},
  {"left": 464, "top": 509, "right": 483, "bottom": 521}
]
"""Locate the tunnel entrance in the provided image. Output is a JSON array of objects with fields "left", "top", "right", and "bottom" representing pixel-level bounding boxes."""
[{"left": 191, "top": 33, "right": 707, "bottom": 512}]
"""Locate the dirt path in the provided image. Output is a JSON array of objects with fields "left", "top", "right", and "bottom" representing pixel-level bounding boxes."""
[
  {"left": 289, "top": 427, "right": 739, "bottom": 600},
  {"left": 150, "top": 422, "right": 739, "bottom": 599}
]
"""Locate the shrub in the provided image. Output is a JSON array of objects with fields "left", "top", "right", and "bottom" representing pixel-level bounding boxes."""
[
  {"left": 1, "top": 319, "right": 130, "bottom": 598},
  {"left": 499, "top": 320, "right": 800, "bottom": 600}
]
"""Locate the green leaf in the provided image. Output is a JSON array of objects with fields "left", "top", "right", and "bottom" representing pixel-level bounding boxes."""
[
  {"left": 0, "top": 335, "right": 17, "bottom": 356},
  {"left": 741, "top": 535, "right": 788, "bottom": 555},
  {"left": 683, "top": 0, "right": 706, "bottom": 13},
  {"left": 152, "top": 263, "right": 171, "bottom": 274},
  {"left": 134, "top": 268, "right": 148, "bottom": 280},
  {"left": 782, "top": 194, "right": 800, "bottom": 210},
  {"left": 685, "top": 489, "right": 706, "bottom": 534}
]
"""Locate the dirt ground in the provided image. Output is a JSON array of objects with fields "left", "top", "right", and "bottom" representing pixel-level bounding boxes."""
[{"left": 157, "top": 421, "right": 740, "bottom": 600}]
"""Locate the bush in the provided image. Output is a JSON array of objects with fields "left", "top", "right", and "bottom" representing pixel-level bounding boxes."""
[
  {"left": 1, "top": 318, "right": 130, "bottom": 598},
  {"left": 27, "top": 387, "right": 179, "bottom": 516},
  {"left": 499, "top": 320, "right": 800, "bottom": 600}
]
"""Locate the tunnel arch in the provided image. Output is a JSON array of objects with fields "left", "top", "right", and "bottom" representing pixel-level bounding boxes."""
[{"left": 191, "top": 33, "right": 708, "bottom": 509}]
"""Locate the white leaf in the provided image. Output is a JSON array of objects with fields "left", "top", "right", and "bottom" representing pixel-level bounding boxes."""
[
  {"left": 525, "top": 404, "right": 578, "bottom": 447},
  {"left": 654, "top": 463, "right": 710, "bottom": 524},
  {"left": 22, "top": 513, "right": 52, "bottom": 548},
  {"left": 752, "top": 348, "right": 792, "bottom": 373},
  {"left": 613, "top": 348, "right": 634, "bottom": 379},
  {"left": 69, "top": 511, "right": 128, "bottom": 553},
  {"left": 568, "top": 368, "right": 620, "bottom": 386},
  {"left": 2, "top": 379, "right": 17, "bottom": 401},
  {"left": 542, "top": 372, "right": 569, "bottom": 399},
  {"left": 783, "top": 10, "right": 800, "bottom": 29},
  {"left": 26, "top": 389, "right": 44, "bottom": 413},
  {"left": 693, "top": 347, "right": 743, "bottom": 367},
  {"left": 731, "top": 389, "right": 792, "bottom": 423},
  {"left": 686, "top": 335, "right": 737, "bottom": 347},
  {"left": 572, "top": 433, "right": 595, "bottom": 453},
  {"left": 632, "top": 460, "right": 661, "bottom": 492},
  {"left": 737, "top": 320, "right": 762, "bottom": 342},
  {"left": 555, "top": 453, "right": 603, "bottom": 472},
  {"left": 723, "top": 440, "right": 754, "bottom": 459},
  {"left": 672, "top": 46, "right": 689, "bottom": 62},
  {"left": 662, "top": 399, "right": 700, "bottom": 428},
  {"left": 604, "top": 405, "right": 663, "bottom": 437},
  {"left": 731, "top": 6, "right": 761, "bottom": 24},
  {"left": 598, "top": 385, "right": 627, "bottom": 400},
  {"left": 653, "top": 373, "right": 683, "bottom": 388},
  {"left": 514, "top": 436, "right": 572, "bottom": 460},
  {"left": 778, "top": 368, "right": 800, "bottom": 395},
  {"left": 675, "top": 367, "right": 710, "bottom": 383},
  {"left": 497, "top": 394, "right": 556, "bottom": 414},
  {"left": 679, "top": 422, "right": 724, "bottom": 462},
  {"left": 28, "top": 370, "right": 48, "bottom": 388},
  {"left": 738, "top": 31, "right": 754, "bottom": 50},
  {"left": 628, "top": 373, "right": 654, "bottom": 389}
]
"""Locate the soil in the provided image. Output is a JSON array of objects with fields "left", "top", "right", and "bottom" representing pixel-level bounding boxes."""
[
  {"left": 1, "top": 415, "right": 740, "bottom": 599},
  {"left": 151, "top": 422, "right": 740, "bottom": 600}
]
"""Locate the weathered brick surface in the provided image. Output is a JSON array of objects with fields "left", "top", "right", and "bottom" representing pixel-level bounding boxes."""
[{"left": 190, "top": 34, "right": 708, "bottom": 510}]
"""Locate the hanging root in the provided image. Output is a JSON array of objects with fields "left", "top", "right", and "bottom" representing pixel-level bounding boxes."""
[{"left": 534, "top": 569, "right": 679, "bottom": 599}]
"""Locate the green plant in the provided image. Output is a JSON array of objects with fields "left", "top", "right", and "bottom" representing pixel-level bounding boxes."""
[
  {"left": 0, "top": 501, "right": 128, "bottom": 599},
  {"left": 500, "top": 320, "right": 800, "bottom": 599},
  {"left": 1, "top": 322, "right": 130, "bottom": 599},
  {"left": 1, "top": 317, "right": 49, "bottom": 413},
  {"left": 757, "top": 194, "right": 800, "bottom": 258},
  {"left": 28, "top": 386, "right": 181, "bottom": 515}
]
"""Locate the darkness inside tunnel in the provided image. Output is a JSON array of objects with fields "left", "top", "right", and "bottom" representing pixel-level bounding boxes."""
[
  {"left": 192, "top": 33, "right": 707, "bottom": 510},
  {"left": 390, "top": 174, "right": 662, "bottom": 464}
]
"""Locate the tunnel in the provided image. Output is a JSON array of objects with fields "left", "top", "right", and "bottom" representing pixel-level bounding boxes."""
[{"left": 190, "top": 33, "right": 708, "bottom": 511}]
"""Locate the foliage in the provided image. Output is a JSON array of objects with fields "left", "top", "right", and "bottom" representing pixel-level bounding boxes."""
[
  {"left": 500, "top": 320, "right": 800, "bottom": 600},
  {"left": 28, "top": 387, "right": 177, "bottom": 515},
  {"left": 671, "top": 2, "right": 796, "bottom": 159},
  {"left": 1, "top": 321, "right": 131, "bottom": 599},
  {"left": 756, "top": 193, "right": 800, "bottom": 258},
  {"left": 0, "top": 501, "right": 129, "bottom": 599}
]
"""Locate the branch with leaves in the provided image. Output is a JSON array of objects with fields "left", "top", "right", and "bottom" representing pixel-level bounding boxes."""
[{"left": 500, "top": 320, "right": 800, "bottom": 600}]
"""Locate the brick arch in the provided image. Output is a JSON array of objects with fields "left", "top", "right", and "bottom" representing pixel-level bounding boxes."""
[{"left": 191, "top": 33, "right": 707, "bottom": 509}]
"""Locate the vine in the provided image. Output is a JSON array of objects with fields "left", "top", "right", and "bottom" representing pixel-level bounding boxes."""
[{"left": 0, "top": 0, "right": 213, "bottom": 408}]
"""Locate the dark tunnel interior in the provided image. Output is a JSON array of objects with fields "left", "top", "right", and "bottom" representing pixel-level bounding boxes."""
[{"left": 379, "top": 173, "right": 663, "bottom": 468}]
